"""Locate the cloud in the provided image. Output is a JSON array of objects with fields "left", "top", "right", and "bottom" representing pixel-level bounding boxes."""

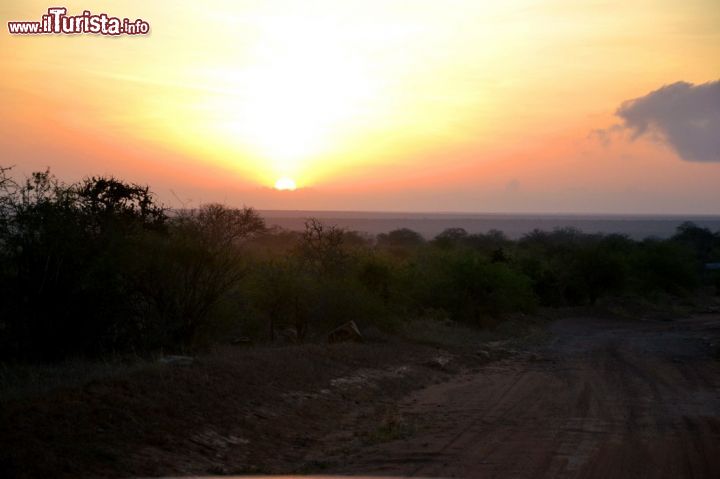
[
  {"left": 588, "top": 124, "right": 623, "bottom": 147},
  {"left": 615, "top": 80, "right": 720, "bottom": 162}
]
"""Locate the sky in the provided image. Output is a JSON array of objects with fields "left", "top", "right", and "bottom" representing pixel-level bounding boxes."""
[{"left": 1, "top": 0, "right": 719, "bottom": 214}]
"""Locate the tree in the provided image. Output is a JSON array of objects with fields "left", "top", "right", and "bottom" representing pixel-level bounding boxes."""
[
  {"left": 433, "top": 227, "right": 468, "bottom": 248},
  {"left": 672, "top": 221, "right": 719, "bottom": 264},
  {"left": 298, "top": 218, "right": 347, "bottom": 275},
  {"left": 132, "top": 204, "right": 266, "bottom": 347},
  {"left": 77, "top": 176, "right": 166, "bottom": 232},
  {"left": 0, "top": 171, "right": 165, "bottom": 358},
  {"left": 377, "top": 228, "right": 425, "bottom": 248}
]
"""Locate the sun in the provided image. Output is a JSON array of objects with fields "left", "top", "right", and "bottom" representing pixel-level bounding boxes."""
[
  {"left": 200, "top": 15, "right": 383, "bottom": 185},
  {"left": 274, "top": 177, "right": 297, "bottom": 191}
]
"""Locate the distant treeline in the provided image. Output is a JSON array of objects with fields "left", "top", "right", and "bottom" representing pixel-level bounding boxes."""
[{"left": 1, "top": 167, "right": 719, "bottom": 361}]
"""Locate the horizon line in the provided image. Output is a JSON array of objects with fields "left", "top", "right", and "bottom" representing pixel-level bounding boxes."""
[{"left": 252, "top": 209, "right": 720, "bottom": 219}]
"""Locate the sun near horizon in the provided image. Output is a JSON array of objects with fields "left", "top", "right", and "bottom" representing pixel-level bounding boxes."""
[{"left": 274, "top": 177, "right": 297, "bottom": 191}]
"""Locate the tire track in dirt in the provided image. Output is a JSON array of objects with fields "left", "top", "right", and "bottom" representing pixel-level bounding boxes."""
[{"left": 326, "top": 315, "right": 720, "bottom": 478}]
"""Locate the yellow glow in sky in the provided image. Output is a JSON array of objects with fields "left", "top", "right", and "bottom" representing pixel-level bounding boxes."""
[
  {"left": 0, "top": 0, "right": 719, "bottom": 213},
  {"left": 206, "top": 16, "right": 380, "bottom": 183}
]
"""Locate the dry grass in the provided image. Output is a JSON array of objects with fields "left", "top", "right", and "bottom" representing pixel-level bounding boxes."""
[
  {"left": 0, "top": 340, "right": 454, "bottom": 478},
  {"left": 0, "top": 312, "right": 557, "bottom": 478},
  {"left": 0, "top": 356, "right": 156, "bottom": 405}
]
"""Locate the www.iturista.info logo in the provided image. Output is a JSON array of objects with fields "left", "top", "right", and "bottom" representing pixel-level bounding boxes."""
[{"left": 7, "top": 7, "right": 150, "bottom": 35}]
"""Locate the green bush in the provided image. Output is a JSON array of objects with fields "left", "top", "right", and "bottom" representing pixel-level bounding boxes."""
[
  {"left": 406, "top": 249, "right": 536, "bottom": 324},
  {"left": 634, "top": 240, "right": 699, "bottom": 295},
  {"left": 1, "top": 166, "right": 714, "bottom": 361}
]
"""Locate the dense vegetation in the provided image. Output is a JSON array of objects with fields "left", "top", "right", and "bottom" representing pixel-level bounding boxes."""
[{"left": 1, "top": 167, "right": 719, "bottom": 361}]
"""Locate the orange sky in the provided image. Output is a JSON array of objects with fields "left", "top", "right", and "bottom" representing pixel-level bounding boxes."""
[{"left": 1, "top": 0, "right": 719, "bottom": 213}]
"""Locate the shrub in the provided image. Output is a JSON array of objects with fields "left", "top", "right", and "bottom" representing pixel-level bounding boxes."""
[
  {"left": 407, "top": 249, "right": 536, "bottom": 324},
  {"left": 378, "top": 228, "right": 425, "bottom": 246},
  {"left": 0, "top": 166, "right": 711, "bottom": 360},
  {"left": 0, "top": 171, "right": 166, "bottom": 359},
  {"left": 633, "top": 240, "right": 699, "bottom": 295},
  {"left": 127, "top": 204, "right": 265, "bottom": 349}
]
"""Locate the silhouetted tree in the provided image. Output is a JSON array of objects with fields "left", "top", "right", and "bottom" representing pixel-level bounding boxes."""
[
  {"left": 0, "top": 170, "right": 167, "bottom": 359},
  {"left": 298, "top": 218, "right": 347, "bottom": 275},
  {"left": 377, "top": 228, "right": 425, "bottom": 256},
  {"left": 131, "top": 204, "right": 265, "bottom": 347},
  {"left": 433, "top": 227, "right": 468, "bottom": 248},
  {"left": 672, "top": 221, "right": 719, "bottom": 264}
]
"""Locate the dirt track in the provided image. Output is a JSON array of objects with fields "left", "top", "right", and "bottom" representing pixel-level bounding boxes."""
[
  {"left": 331, "top": 315, "right": 720, "bottom": 478},
  {"left": 2, "top": 314, "right": 719, "bottom": 478}
]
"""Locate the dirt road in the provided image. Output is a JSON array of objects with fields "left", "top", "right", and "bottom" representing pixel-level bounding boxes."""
[
  {"left": 331, "top": 314, "right": 720, "bottom": 478},
  {"left": 3, "top": 314, "right": 719, "bottom": 478}
]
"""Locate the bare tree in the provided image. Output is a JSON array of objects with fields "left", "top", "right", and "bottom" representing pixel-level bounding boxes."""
[{"left": 299, "top": 218, "right": 347, "bottom": 275}]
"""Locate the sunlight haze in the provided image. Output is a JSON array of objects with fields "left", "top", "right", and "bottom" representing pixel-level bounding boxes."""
[{"left": 1, "top": 0, "right": 719, "bottom": 212}]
